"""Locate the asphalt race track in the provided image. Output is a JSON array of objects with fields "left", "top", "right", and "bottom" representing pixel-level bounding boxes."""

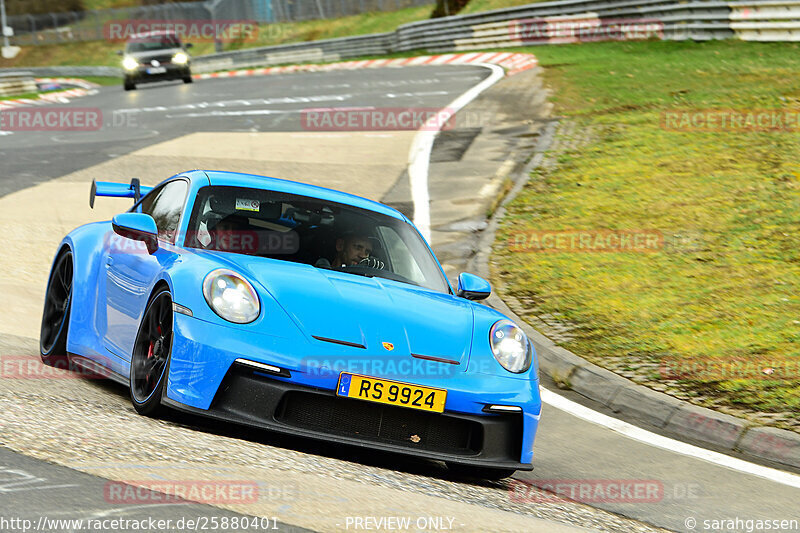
[{"left": 1, "top": 65, "right": 799, "bottom": 533}]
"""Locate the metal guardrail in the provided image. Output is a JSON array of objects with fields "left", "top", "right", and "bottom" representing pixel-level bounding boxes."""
[
  {"left": 392, "top": 0, "right": 736, "bottom": 50},
  {"left": 729, "top": 0, "right": 800, "bottom": 39},
  {"left": 187, "top": 0, "right": 766, "bottom": 70},
  {"left": 193, "top": 32, "right": 394, "bottom": 72},
  {"left": 0, "top": 71, "right": 37, "bottom": 96},
  {"left": 0, "top": 66, "right": 121, "bottom": 78}
]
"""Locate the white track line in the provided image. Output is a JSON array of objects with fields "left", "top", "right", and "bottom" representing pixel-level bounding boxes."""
[
  {"left": 408, "top": 63, "right": 505, "bottom": 242},
  {"left": 541, "top": 387, "right": 800, "bottom": 489}
]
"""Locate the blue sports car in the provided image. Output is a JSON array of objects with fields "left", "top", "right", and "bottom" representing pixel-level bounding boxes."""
[{"left": 40, "top": 170, "right": 541, "bottom": 479}]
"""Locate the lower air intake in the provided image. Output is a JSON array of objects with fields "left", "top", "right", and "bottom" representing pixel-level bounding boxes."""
[{"left": 275, "top": 391, "right": 481, "bottom": 455}]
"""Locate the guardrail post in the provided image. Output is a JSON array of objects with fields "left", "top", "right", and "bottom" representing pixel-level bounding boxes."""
[
  {"left": 27, "top": 14, "right": 35, "bottom": 46},
  {"left": 275, "top": 0, "right": 284, "bottom": 22},
  {"left": 51, "top": 13, "right": 60, "bottom": 43},
  {"left": 70, "top": 10, "right": 78, "bottom": 42},
  {"left": 0, "top": 0, "right": 9, "bottom": 49},
  {"left": 93, "top": 9, "right": 101, "bottom": 42}
]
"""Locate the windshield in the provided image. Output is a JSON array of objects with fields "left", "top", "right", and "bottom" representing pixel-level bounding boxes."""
[
  {"left": 126, "top": 36, "right": 181, "bottom": 53},
  {"left": 185, "top": 186, "right": 451, "bottom": 293}
]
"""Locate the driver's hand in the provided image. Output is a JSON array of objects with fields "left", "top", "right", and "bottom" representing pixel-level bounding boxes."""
[{"left": 359, "top": 257, "right": 385, "bottom": 270}]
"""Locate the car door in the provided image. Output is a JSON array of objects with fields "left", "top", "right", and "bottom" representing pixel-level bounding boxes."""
[{"left": 103, "top": 179, "right": 188, "bottom": 359}]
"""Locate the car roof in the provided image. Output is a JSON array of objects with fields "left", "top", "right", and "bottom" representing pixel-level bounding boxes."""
[
  {"left": 128, "top": 31, "right": 181, "bottom": 42},
  {"left": 185, "top": 170, "right": 409, "bottom": 222}
]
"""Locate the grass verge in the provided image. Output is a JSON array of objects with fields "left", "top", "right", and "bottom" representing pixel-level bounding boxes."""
[
  {"left": 0, "top": 92, "right": 41, "bottom": 101},
  {"left": 493, "top": 40, "right": 800, "bottom": 429},
  {"left": 75, "top": 76, "right": 120, "bottom": 86}
]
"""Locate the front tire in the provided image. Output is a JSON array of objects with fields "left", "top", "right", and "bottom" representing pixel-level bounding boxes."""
[
  {"left": 130, "top": 288, "right": 173, "bottom": 416},
  {"left": 40, "top": 249, "right": 73, "bottom": 368},
  {"left": 124, "top": 78, "right": 136, "bottom": 91}
]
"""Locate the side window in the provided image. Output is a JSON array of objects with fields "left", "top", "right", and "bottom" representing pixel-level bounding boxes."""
[{"left": 140, "top": 180, "right": 188, "bottom": 242}]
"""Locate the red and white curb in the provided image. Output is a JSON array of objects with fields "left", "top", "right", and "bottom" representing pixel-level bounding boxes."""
[
  {"left": 36, "top": 77, "right": 101, "bottom": 90},
  {"left": 195, "top": 52, "right": 538, "bottom": 81},
  {"left": 0, "top": 78, "right": 100, "bottom": 111}
]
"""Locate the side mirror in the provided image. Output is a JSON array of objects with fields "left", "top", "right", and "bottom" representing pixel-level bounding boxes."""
[
  {"left": 112, "top": 213, "right": 158, "bottom": 254},
  {"left": 457, "top": 273, "right": 491, "bottom": 301},
  {"left": 116, "top": 50, "right": 123, "bottom": 56},
  {"left": 185, "top": 43, "right": 193, "bottom": 49}
]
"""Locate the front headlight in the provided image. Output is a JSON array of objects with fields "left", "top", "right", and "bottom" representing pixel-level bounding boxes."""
[
  {"left": 122, "top": 56, "right": 139, "bottom": 71},
  {"left": 172, "top": 52, "right": 188, "bottom": 64},
  {"left": 202, "top": 269, "right": 260, "bottom": 324},
  {"left": 489, "top": 320, "right": 532, "bottom": 373}
]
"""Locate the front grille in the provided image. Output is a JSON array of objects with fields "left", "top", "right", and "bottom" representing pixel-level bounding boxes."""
[
  {"left": 144, "top": 54, "right": 173, "bottom": 65},
  {"left": 275, "top": 391, "right": 481, "bottom": 455}
]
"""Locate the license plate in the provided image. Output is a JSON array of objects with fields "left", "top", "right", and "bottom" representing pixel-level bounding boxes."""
[
  {"left": 147, "top": 67, "right": 167, "bottom": 74},
  {"left": 336, "top": 373, "right": 446, "bottom": 413}
]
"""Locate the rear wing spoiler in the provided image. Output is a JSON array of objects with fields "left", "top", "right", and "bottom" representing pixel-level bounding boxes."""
[{"left": 90, "top": 178, "right": 154, "bottom": 208}]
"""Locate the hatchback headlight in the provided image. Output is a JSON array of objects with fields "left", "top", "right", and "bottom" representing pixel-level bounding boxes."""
[
  {"left": 489, "top": 320, "right": 532, "bottom": 373},
  {"left": 122, "top": 56, "right": 138, "bottom": 70},
  {"left": 202, "top": 269, "right": 260, "bottom": 324},
  {"left": 172, "top": 52, "right": 188, "bottom": 64}
]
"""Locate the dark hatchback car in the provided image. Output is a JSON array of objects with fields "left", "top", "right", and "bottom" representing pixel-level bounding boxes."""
[{"left": 119, "top": 31, "right": 193, "bottom": 91}]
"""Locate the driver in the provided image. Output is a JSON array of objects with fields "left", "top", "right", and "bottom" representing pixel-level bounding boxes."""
[
  {"left": 210, "top": 214, "right": 250, "bottom": 252},
  {"left": 330, "top": 232, "right": 384, "bottom": 269}
]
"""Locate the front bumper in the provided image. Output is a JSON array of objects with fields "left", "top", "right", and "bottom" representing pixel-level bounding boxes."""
[
  {"left": 167, "top": 314, "right": 541, "bottom": 467},
  {"left": 125, "top": 64, "right": 190, "bottom": 83}
]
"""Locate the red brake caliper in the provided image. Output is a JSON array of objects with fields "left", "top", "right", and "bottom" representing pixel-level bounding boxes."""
[
  {"left": 147, "top": 325, "right": 162, "bottom": 360},
  {"left": 145, "top": 324, "right": 162, "bottom": 386}
]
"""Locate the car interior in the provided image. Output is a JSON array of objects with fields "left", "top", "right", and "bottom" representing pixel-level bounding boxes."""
[
  {"left": 188, "top": 188, "right": 390, "bottom": 268},
  {"left": 181, "top": 185, "right": 446, "bottom": 291}
]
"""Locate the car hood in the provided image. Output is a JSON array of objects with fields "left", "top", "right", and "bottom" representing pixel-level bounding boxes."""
[
  {"left": 222, "top": 256, "right": 474, "bottom": 368},
  {"left": 128, "top": 48, "right": 183, "bottom": 61}
]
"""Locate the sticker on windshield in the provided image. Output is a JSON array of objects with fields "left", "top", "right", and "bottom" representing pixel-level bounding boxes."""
[{"left": 235, "top": 198, "right": 260, "bottom": 212}]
